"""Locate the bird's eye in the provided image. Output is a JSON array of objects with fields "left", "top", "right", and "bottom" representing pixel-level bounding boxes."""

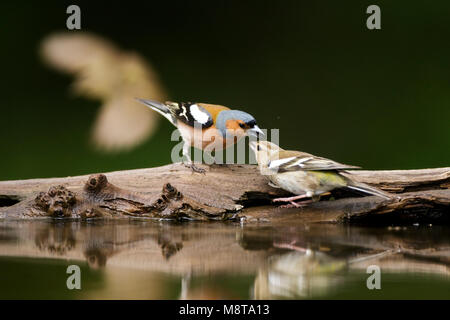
[{"left": 239, "top": 123, "right": 246, "bottom": 128}]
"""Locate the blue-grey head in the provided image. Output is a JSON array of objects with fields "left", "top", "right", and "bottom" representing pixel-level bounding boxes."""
[{"left": 216, "top": 110, "right": 264, "bottom": 138}]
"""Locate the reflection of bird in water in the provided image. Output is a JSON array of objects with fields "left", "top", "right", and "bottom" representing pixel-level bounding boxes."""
[
  {"left": 178, "top": 274, "right": 239, "bottom": 300},
  {"left": 254, "top": 250, "right": 346, "bottom": 299},
  {"left": 254, "top": 248, "right": 395, "bottom": 299},
  {"left": 40, "top": 32, "right": 167, "bottom": 151}
]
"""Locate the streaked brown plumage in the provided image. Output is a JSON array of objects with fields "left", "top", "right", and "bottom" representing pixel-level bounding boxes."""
[{"left": 250, "top": 141, "right": 393, "bottom": 207}]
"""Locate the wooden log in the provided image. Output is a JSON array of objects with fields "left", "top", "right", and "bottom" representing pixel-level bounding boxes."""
[{"left": 0, "top": 164, "right": 449, "bottom": 223}]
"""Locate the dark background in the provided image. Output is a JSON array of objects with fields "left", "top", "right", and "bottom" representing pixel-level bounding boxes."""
[{"left": 1, "top": 1, "right": 449, "bottom": 180}]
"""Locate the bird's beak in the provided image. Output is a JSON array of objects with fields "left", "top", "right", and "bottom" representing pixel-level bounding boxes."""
[
  {"left": 135, "top": 98, "right": 165, "bottom": 109},
  {"left": 248, "top": 125, "right": 265, "bottom": 137}
]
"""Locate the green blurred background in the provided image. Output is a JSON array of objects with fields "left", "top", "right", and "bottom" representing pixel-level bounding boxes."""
[{"left": 1, "top": 0, "right": 449, "bottom": 181}]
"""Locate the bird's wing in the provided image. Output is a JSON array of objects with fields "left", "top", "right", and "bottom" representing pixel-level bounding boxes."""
[
  {"left": 170, "top": 102, "right": 215, "bottom": 129},
  {"left": 41, "top": 32, "right": 168, "bottom": 152},
  {"left": 268, "top": 150, "right": 360, "bottom": 172},
  {"left": 92, "top": 97, "right": 158, "bottom": 151}
]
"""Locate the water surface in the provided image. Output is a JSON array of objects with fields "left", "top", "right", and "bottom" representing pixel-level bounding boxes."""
[{"left": 0, "top": 219, "right": 449, "bottom": 299}]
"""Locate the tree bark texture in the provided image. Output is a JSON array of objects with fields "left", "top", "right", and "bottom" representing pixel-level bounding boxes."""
[{"left": 0, "top": 164, "right": 449, "bottom": 224}]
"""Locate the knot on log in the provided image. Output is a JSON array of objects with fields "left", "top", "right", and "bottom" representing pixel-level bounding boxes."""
[
  {"left": 153, "top": 183, "right": 184, "bottom": 213},
  {"left": 34, "top": 185, "right": 76, "bottom": 217},
  {"left": 162, "top": 183, "right": 183, "bottom": 201},
  {"left": 84, "top": 174, "right": 108, "bottom": 193}
]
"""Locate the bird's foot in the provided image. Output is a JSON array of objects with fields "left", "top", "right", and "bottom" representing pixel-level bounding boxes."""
[
  {"left": 279, "top": 200, "right": 313, "bottom": 208},
  {"left": 184, "top": 162, "right": 206, "bottom": 174},
  {"left": 272, "top": 194, "right": 312, "bottom": 208}
]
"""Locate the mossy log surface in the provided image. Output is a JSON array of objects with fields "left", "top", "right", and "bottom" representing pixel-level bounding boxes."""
[{"left": 0, "top": 164, "right": 449, "bottom": 224}]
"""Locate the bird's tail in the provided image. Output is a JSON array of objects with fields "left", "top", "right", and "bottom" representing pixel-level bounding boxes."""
[
  {"left": 346, "top": 181, "right": 393, "bottom": 200},
  {"left": 135, "top": 98, "right": 176, "bottom": 124}
]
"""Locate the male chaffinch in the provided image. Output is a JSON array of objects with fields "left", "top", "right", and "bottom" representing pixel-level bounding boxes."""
[
  {"left": 137, "top": 99, "right": 263, "bottom": 172},
  {"left": 250, "top": 141, "right": 393, "bottom": 207}
]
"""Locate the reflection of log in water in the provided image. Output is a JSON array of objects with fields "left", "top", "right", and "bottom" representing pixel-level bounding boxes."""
[
  {"left": 0, "top": 164, "right": 449, "bottom": 224},
  {"left": 0, "top": 221, "right": 448, "bottom": 274}
]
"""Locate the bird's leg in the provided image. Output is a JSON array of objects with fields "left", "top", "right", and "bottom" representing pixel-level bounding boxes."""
[
  {"left": 182, "top": 144, "right": 206, "bottom": 174},
  {"left": 276, "top": 191, "right": 332, "bottom": 208},
  {"left": 272, "top": 193, "right": 314, "bottom": 208},
  {"left": 272, "top": 194, "right": 310, "bottom": 203}
]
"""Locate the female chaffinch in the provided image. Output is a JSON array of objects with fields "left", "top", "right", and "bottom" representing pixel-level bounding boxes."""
[
  {"left": 250, "top": 141, "right": 393, "bottom": 207},
  {"left": 137, "top": 99, "right": 263, "bottom": 172}
]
